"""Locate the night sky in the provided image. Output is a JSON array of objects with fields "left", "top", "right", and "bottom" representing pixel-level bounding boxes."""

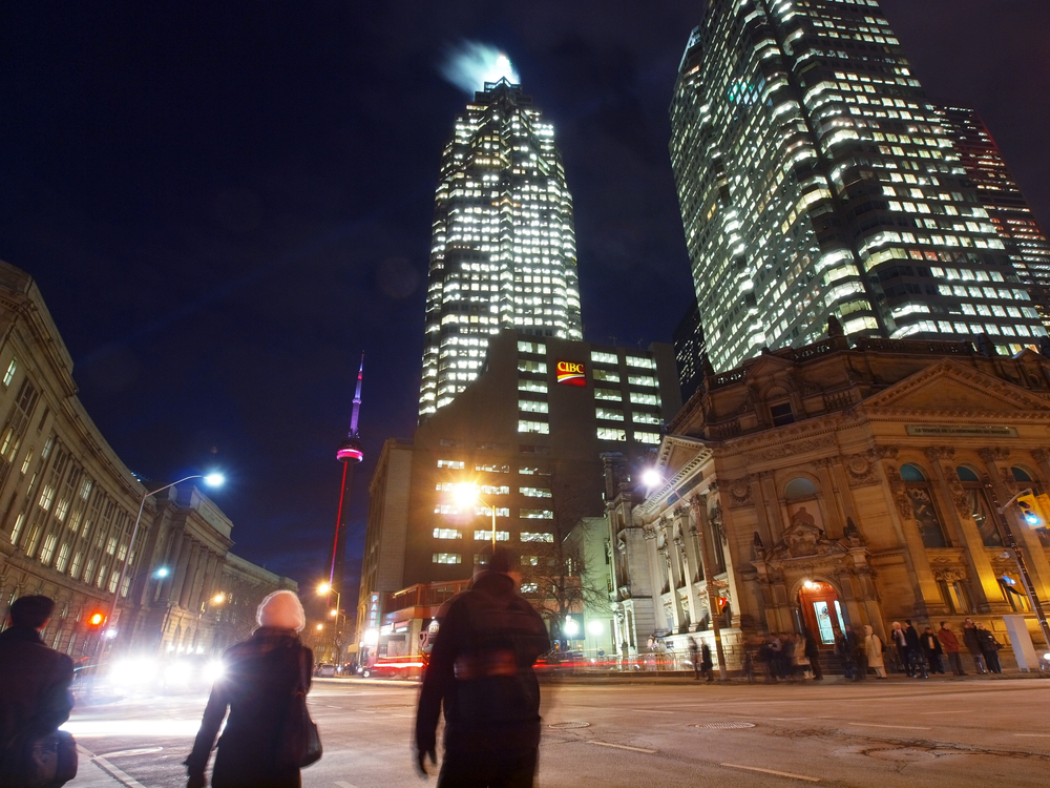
[{"left": 3, "top": 2, "right": 1048, "bottom": 606}]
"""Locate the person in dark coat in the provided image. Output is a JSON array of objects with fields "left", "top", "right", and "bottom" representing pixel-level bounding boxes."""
[
  {"left": 962, "top": 618, "right": 987, "bottom": 673},
  {"left": 415, "top": 547, "right": 551, "bottom": 788},
  {"left": 904, "top": 620, "right": 927, "bottom": 678},
  {"left": 976, "top": 623, "right": 1003, "bottom": 674},
  {"left": 700, "top": 642, "right": 714, "bottom": 682},
  {"left": 836, "top": 626, "right": 858, "bottom": 680},
  {"left": 186, "top": 590, "right": 313, "bottom": 788},
  {"left": 802, "top": 630, "right": 823, "bottom": 680},
  {"left": 920, "top": 626, "right": 944, "bottom": 674},
  {"left": 689, "top": 638, "right": 701, "bottom": 680},
  {"left": 0, "top": 595, "right": 74, "bottom": 783}
]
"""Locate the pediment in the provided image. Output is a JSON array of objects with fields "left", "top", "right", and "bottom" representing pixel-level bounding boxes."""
[{"left": 860, "top": 359, "right": 1050, "bottom": 415}]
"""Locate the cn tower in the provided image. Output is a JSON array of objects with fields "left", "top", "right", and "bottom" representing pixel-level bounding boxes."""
[{"left": 328, "top": 354, "right": 365, "bottom": 596}]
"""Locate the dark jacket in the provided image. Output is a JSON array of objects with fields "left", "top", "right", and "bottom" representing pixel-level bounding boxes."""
[
  {"left": 920, "top": 631, "right": 943, "bottom": 657},
  {"left": 962, "top": 625, "right": 982, "bottom": 655},
  {"left": 904, "top": 624, "right": 921, "bottom": 652},
  {"left": 186, "top": 628, "right": 312, "bottom": 788},
  {"left": 415, "top": 571, "right": 550, "bottom": 758},
  {"left": 0, "top": 625, "right": 74, "bottom": 761},
  {"left": 976, "top": 628, "right": 1001, "bottom": 655}
]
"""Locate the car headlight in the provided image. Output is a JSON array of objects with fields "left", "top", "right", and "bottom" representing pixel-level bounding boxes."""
[
  {"left": 203, "top": 660, "right": 225, "bottom": 684},
  {"left": 112, "top": 658, "right": 158, "bottom": 686},
  {"left": 166, "top": 662, "right": 192, "bottom": 685}
]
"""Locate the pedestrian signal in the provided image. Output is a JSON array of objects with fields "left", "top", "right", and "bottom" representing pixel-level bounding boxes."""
[{"left": 1016, "top": 494, "right": 1047, "bottom": 527}]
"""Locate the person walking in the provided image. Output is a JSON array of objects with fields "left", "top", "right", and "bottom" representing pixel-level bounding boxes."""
[
  {"left": 803, "top": 629, "right": 823, "bottom": 680},
  {"left": 700, "top": 642, "right": 714, "bottom": 683},
  {"left": 920, "top": 626, "right": 944, "bottom": 674},
  {"left": 186, "top": 590, "right": 314, "bottom": 788},
  {"left": 937, "top": 622, "right": 966, "bottom": 676},
  {"left": 836, "top": 625, "right": 858, "bottom": 681},
  {"left": 415, "top": 547, "right": 551, "bottom": 788},
  {"left": 962, "top": 618, "right": 987, "bottom": 674},
  {"left": 689, "top": 638, "right": 701, "bottom": 680},
  {"left": 0, "top": 595, "right": 75, "bottom": 787},
  {"left": 976, "top": 624, "right": 1003, "bottom": 674},
  {"left": 890, "top": 622, "right": 909, "bottom": 675},
  {"left": 905, "top": 620, "right": 927, "bottom": 678},
  {"left": 864, "top": 625, "right": 886, "bottom": 679}
]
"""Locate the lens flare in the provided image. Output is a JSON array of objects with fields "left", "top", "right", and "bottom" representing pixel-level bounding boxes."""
[{"left": 440, "top": 41, "right": 519, "bottom": 93}]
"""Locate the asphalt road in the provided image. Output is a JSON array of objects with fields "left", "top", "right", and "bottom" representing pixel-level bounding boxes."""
[{"left": 65, "top": 675, "right": 1050, "bottom": 788}]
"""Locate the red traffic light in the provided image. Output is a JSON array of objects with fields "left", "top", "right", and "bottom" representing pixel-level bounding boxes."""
[{"left": 86, "top": 612, "right": 106, "bottom": 628}]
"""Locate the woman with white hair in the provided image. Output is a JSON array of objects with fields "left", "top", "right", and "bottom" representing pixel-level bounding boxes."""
[{"left": 185, "top": 590, "right": 314, "bottom": 787}]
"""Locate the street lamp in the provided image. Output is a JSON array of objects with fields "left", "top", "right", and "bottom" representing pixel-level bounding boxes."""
[
  {"left": 103, "top": 472, "right": 225, "bottom": 651},
  {"left": 453, "top": 482, "right": 498, "bottom": 547},
  {"left": 318, "top": 582, "right": 343, "bottom": 664}
]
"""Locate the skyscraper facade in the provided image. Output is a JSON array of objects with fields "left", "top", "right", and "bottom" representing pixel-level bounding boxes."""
[
  {"left": 941, "top": 106, "right": 1050, "bottom": 329},
  {"left": 419, "top": 79, "right": 583, "bottom": 418},
  {"left": 670, "top": 0, "right": 1047, "bottom": 372}
]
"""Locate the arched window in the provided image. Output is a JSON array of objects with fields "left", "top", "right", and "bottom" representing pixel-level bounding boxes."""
[
  {"left": 785, "top": 477, "right": 817, "bottom": 499},
  {"left": 1011, "top": 467, "right": 1034, "bottom": 483},
  {"left": 900, "top": 463, "right": 947, "bottom": 548},
  {"left": 956, "top": 465, "right": 1001, "bottom": 547}
]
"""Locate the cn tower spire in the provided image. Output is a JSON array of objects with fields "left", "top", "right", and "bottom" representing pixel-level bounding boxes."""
[{"left": 329, "top": 353, "right": 365, "bottom": 595}]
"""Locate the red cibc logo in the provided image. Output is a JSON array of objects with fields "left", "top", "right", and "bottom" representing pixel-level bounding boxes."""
[{"left": 556, "top": 360, "right": 586, "bottom": 386}]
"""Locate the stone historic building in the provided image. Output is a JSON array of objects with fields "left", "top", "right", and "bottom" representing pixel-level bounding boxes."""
[
  {"left": 601, "top": 328, "right": 1050, "bottom": 670},
  {"left": 0, "top": 259, "right": 294, "bottom": 659}
]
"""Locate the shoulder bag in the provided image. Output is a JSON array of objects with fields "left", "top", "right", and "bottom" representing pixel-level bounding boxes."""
[
  {"left": 0, "top": 728, "right": 78, "bottom": 787},
  {"left": 276, "top": 644, "right": 322, "bottom": 769}
]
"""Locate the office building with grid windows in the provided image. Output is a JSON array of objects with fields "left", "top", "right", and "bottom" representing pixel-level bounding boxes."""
[
  {"left": 940, "top": 106, "right": 1050, "bottom": 330},
  {"left": 419, "top": 79, "right": 583, "bottom": 420},
  {"left": 669, "top": 0, "right": 1047, "bottom": 373}
]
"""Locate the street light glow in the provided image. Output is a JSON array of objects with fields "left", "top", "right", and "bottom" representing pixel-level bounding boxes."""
[
  {"left": 154, "top": 567, "right": 170, "bottom": 578},
  {"left": 452, "top": 482, "right": 481, "bottom": 509},
  {"left": 203, "top": 473, "right": 225, "bottom": 487},
  {"left": 641, "top": 468, "right": 663, "bottom": 488},
  {"left": 317, "top": 582, "right": 332, "bottom": 595}
]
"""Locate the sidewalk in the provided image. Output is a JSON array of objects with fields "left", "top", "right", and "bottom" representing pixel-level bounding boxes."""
[{"left": 72, "top": 746, "right": 142, "bottom": 788}]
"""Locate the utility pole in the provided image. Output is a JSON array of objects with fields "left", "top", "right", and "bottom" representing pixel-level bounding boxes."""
[
  {"left": 690, "top": 495, "right": 727, "bottom": 680},
  {"left": 986, "top": 479, "right": 1050, "bottom": 653}
]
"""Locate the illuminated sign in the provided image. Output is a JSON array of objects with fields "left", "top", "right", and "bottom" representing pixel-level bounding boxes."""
[{"left": 556, "top": 360, "right": 586, "bottom": 386}]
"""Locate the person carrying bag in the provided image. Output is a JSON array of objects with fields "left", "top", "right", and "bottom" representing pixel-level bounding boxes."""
[{"left": 186, "top": 590, "right": 319, "bottom": 788}]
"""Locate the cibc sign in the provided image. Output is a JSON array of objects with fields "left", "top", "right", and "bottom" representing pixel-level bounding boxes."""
[{"left": 556, "top": 360, "right": 586, "bottom": 386}]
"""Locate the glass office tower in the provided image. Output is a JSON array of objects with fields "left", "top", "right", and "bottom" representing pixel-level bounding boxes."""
[
  {"left": 670, "top": 0, "right": 1046, "bottom": 371},
  {"left": 419, "top": 79, "right": 583, "bottom": 419},
  {"left": 941, "top": 106, "right": 1050, "bottom": 330}
]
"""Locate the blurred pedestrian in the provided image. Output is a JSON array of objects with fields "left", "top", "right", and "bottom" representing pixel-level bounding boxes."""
[
  {"left": 186, "top": 590, "right": 314, "bottom": 788},
  {"left": 700, "top": 642, "right": 713, "bottom": 683},
  {"left": 0, "top": 595, "right": 76, "bottom": 787},
  {"left": 937, "top": 622, "right": 966, "bottom": 676},
  {"left": 962, "top": 618, "right": 987, "bottom": 674},
  {"left": 836, "top": 625, "right": 858, "bottom": 680},
  {"left": 415, "top": 547, "right": 550, "bottom": 788},
  {"left": 890, "top": 622, "right": 908, "bottom": 674},
  {"left": 921, "top": 626, "right": 944, "bottom": 674},
  {"left": 864, "top": 626, "right": 886, "bottom": 679},
  {"left": 803, "top": 629, "right": 823, "bottom": 680},
  {"left": 689, "top": 638, "right": 701, "bottom": 680},
  {"left": 976, "top": 624, "right": 1003, "bottom": 674},
  {"left": 904, "top": 620, "right": 927, "bottom": 678}
]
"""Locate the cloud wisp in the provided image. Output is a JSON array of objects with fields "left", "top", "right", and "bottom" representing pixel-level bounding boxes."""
[{"left": 440, "top": 41, "right": 519, "bottom": 93}]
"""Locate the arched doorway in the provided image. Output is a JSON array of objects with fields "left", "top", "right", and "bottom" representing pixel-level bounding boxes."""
[{"left": 797, "top": 580, "right": 846, "bottom": 646}]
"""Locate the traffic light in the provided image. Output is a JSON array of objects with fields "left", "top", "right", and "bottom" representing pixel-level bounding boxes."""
[
  {"left": 86, "top": 611, "right": 106, "bottom": 629},
  {"left": 1016, "top": 494, "right": 1048, "bottom": 527}
]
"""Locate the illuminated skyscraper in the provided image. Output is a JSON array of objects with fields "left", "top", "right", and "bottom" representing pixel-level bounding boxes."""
[
  {"left": 940, "top": 106, "right": 1050, "bottom": 329},
  {"left": 670, "top": 0, "right": 1047, "bottom": 372},
  {"left": 419, "top": 79, "right": 583, "bottom": 419}
]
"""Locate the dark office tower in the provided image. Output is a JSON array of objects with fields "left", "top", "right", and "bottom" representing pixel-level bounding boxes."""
[
  {"left": 669, "top": 0, "right": 1047, "bottom": 371},
  {"left": 941, "top": 106, "right": 1050, "bottom": 329},
  {"left": 673, "top": 300, "right": 706, "bottom": 403},
  {"left": 419, "top": 79, "right": 583, "bottom": 420}
]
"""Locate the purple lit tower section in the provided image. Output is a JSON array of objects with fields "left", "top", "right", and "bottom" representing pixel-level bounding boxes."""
[{"left": 328, "top": 354, "right": 365, "bottom": 598}]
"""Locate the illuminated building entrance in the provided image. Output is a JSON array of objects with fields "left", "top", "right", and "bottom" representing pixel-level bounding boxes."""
[{"left": 797, "top": 581, "right": 846, "bottom": 646}]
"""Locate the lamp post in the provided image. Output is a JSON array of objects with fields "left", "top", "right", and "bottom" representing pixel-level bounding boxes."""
[
  {"left": 318, "top": 582, "right": 343, "bottom": 664},
  {"left": 101, "top": 472, "right": 224, "bottom": 657},
  {"left": 453, "top": 482, "right": 498, "bottom": 547}
]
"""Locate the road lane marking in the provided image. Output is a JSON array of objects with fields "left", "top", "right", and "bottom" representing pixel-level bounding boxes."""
[
  {"left": 722, "top": 763, "right": 820, "bottom": 782},
  {"left": 589, "top": 741, "right": 658, "bottom": 754},
  {"left": 1014, "top": 733, "right": 1050, "bottom": 738},
  {"left": 336, "top": 782, "right": 361, "bottom": 788},
  {"left": 99, "top": 747, "right": 164, "bottom": 758},
  {"left": 78, "top": 745, "right": 150, "bottom": 788},
  {"left": 849, "top": 723, "right": 930, "bottom": 730}
]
